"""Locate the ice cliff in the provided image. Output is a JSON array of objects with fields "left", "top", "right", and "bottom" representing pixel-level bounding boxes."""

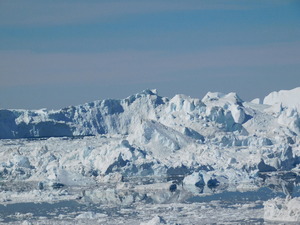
[
  {"left": 2, "top": 87, "right": 299, "bottom": 138},
  {"left": 0, "top": 87, "right": 300, "bottom": 186}
]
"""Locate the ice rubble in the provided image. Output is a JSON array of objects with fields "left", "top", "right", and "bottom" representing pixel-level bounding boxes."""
[
  {"left": 264, "top": 197, "right": 300, "bottom": 222},
  {"left": 0, "top": 87, "right": 300, "bottom": 193},
  {"left": 140, "top": 215, "right": 166, "bottom": 225}
]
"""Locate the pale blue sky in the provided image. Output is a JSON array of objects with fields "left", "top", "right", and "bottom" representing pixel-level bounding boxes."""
[{"left": 0, "top": 0, "right": 300, "bottom": 109}]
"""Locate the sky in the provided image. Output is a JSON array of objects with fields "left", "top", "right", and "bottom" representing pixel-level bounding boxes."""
[{"left": 0, "top": 0, "right": 300, "bottom": 109}]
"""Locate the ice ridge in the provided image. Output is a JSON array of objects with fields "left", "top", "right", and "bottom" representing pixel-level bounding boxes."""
[{"left": 0, "top": 87, "right": 299, "bottom": 187}]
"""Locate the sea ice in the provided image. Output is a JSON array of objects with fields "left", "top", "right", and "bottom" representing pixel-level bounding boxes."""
[
  {"left": 0, "top": 87, "right": 300, "bottom": 224},
  {"left": 264, "top": 197, "right": 300, "bottom": 222}
]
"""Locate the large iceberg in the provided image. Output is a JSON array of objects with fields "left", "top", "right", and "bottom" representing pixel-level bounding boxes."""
[
  {"left": 0, "top": 87, "right": 300, "bottom": 224},
  {"left": 0, "top": 88, "right": 300, "bottom": 183}
]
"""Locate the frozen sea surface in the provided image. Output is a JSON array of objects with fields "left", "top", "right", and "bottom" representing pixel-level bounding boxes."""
[{"left": 0, "top": 173, "right": 299, "bottom": 225}]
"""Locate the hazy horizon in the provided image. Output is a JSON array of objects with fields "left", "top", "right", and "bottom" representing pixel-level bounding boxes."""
[{"left": 1, "top": 0, "right": 300, "bottom": 109}]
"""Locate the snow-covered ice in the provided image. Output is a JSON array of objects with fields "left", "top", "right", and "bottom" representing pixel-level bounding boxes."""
[
  {"left": 264, "top": 197, "right": 300, "bottom": 222},
  {"left": 0, "top": 87, "right": 300, "bottom": 224}
]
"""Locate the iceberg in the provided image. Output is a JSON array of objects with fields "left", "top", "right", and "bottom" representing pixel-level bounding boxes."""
[{"left": 0, "top": 87, "right": 300, "bottom": 224}]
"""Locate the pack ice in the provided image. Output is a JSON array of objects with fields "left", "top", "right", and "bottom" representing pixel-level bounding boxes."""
[{"left": 0, "top": 87, "right": 300, "bottom": 223}]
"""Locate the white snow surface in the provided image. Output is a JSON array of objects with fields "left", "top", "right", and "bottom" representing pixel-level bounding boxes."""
[
  {"left": 264, "top": 87, "right": 300, "bottom": 112},
  {"left": 263, "top": 87, "right": 300, "bottom": 134},
  {"left": 140, "top": 216, "right": 166, "bottom": 225}
]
